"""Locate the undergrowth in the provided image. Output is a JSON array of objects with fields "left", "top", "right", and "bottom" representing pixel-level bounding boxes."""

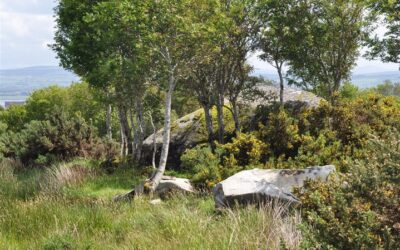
[{"left": 0, "top": 159, "right": 302, "bottom": 250}]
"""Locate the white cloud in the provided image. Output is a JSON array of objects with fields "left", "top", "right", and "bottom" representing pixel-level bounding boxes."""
[{"left": 0, "top": 4, "right": 56, "bottom": 68}]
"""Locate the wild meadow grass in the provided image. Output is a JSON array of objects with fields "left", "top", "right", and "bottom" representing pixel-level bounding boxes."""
[{"left": 0, "top": 159, "right": 302, "bottom": 249}]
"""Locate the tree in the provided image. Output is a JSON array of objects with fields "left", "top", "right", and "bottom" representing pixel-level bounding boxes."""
[
  {"left": 145, "top": 0, "right": 207, "bottom": 191},
  {"left": 287, "top": 0, "right": 367, "bottom": 102},
  {"left": 211, "top": 0, "right": 257, "bottom": 141},
  {"left": 365, "top": 0, "right": 400, "bottom": 67},
  {"left": 185, "top": 0, "right": 227, "bottom": 147},
  {"left": 53, "top": 0, "right": 152, "bottom": 160},
  {"left": 254, "top": 0, "right": 296, "bottom": 105}
]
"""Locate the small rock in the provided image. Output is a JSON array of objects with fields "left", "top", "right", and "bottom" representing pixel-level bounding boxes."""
[{"left": 150, "top": 199, "right": 162, "bottom": 205}]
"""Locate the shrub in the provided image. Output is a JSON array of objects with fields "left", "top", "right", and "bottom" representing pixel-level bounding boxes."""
[
  {"left": 340, "top": 82, "right": 360, "bottom": 99},
  {"left": 182, "top": 133, "right": 269, "bottom": 189},
  {"left": 297, "top": 130, "right": 400, "bottom": 249},
  {"left": 0, "top": 111, "right": 117, "bottom": 166},
  {"left": 257, "top": 108, "right": 302, "bottom": 158},
  {"left": 220, "top": 133, "right": 269, "bottom": 167},
  {"left": 181, "top": 144, "right": 223, "bottom": 189},
  {"left": 0, "top": 105, "right": 27, "bottom": 131}
]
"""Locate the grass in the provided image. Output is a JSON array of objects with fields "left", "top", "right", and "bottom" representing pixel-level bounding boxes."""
[{"left": 0, "top": 159, "right": 302, "bottom": 249}]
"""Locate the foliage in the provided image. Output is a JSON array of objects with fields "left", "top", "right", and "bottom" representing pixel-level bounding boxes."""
[
  {"left": 339, "top": 82, "right": 360, "bottom": 99},
  {"left": 220, "top": 133, "right": 269, "bottom": 167},
  {"left": 287, "top": 0, "right": 367, "bottom": 101},
  {"left": 0, "top": 111, "right": 117, "bottom": 166},
  {"left": 372, "top": 80, "right": 400, "bottom": 97},
  {"left": 0, "top": 104, "right": 27, "bottom": 131},
  {"left": 25, "top": 85, "right": 69, "bottom": 121},
  {"left": 184, "top": 93, "right": 399, "bottom": 188},
  {"left": 297, "top": 130, "right": 400, "bottom": 249},
  {"left": 0, "top": 83, "right": 111, "bottom": 135},
  {"left": 257, "top": 108, "right": 302, "bottom": 158},
  {"left": 181, "top": 144, "right": 223, "bottom": 189},
  {"left": 181, "top": 133, "right": 269, "bottom": 189},
  {"left": 365, "top": 0, "right": 400, "bottom": 65}
]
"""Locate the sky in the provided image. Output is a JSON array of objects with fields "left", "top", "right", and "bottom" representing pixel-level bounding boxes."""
[{"left": 0, "top": 0, "right": 399, "bottom": 74}]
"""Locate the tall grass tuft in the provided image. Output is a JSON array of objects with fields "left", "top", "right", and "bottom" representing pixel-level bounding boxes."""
[
  {"left": 225, "top": 201, "right": 302, "bottom": 249},
  {"left": 40, "top": 162, "right": 93, "bottom": 194},
  {"left": 0, "top": 158, "right": 22, "bottom": 181}
]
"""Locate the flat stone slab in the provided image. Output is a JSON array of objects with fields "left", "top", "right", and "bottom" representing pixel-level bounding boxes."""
[{"left": 213, "top": 165, "right": 335, "bottom": 208}]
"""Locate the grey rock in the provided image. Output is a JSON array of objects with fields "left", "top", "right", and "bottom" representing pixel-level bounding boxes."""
[
  {"left": 213, "top": 165, "right": 335, "bottom": 208},
  {"left": 141, "top": 85, "right": 322, "bottom": 167}
]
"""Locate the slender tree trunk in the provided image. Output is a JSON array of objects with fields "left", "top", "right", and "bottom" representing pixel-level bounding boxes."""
[
  {"left": 148, "top": 72, "right": 175, "bottom": 192},
  {"left": 216, "top": 94, "right": 225, "bottom": 144},
  {"left": 232, "top": 101, "right": 240, "bottom": 133},
  {"left": 202, "top": 102, "right": 215, "bottom": 149},
  {"left": 130, "top": 109, "right": 138, "bottom": 160},
  {"left": 149, "top": 112, "right": 157, "bottom": 170},
  {"left": 120, "top": 123, "right": 126, "bottom": 158},
  {"left": 135, "top": 100, "right": 144, "bottom": 162},
  {"left": 118, "top": 104, "right": 133, "bottom": 156},
  {"left": 106, "top": 104, "right": 112, "bottom": 140},
  {"left": 275, "top": 61, "right": 284, "bottom": 106}
]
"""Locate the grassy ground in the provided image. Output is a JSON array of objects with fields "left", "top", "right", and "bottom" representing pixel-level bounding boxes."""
[{"left": 0, "top": 159, "right": 301, "bottom": 250}]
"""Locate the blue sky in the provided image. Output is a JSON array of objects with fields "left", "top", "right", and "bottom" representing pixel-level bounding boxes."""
[{"left": 0, "top": 0, "right": 399, "bottom": 74}]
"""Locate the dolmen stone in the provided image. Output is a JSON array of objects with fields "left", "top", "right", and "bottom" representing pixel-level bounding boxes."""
[{"left": 213, "top": 165, "right": 335, "bottom": 208}]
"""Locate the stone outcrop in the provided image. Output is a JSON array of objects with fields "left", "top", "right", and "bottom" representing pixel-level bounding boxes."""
[
  {"left": 141, "top": 85, "right": 322, "bottom": 167},
  {"left": 213, "top": 165, "right": 335, "bottom": 208}
]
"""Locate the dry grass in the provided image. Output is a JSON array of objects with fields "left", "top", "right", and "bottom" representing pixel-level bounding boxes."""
[
  {"left": 40, "top": 162, "right": 93, "bottom": 193},
  {"left": 225, "top": 201, "right": 302, "bottom": 249},
  {"left": 0, "top": 158, "right": 21, "bottom": 180}
]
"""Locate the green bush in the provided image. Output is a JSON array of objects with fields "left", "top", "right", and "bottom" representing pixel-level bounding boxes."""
[
  {"left": 181, "top": 133, "right": 269, "bottom": 189},
  {"left": 0, "top": 104, "right": 28, "bottom": 131},
  {"left": 220, "top": 133, "right": 269, "bottom": 167},
  {"left": 297, "top": 130, "right": 400, "bottom": 249},
  {"left": 181, "top": 144, "right": 223, "bottom": 189},
  {"left": 257, "top": 108, "right": 302, "bottom": 158},
  {"left": 0, "top": 111, "right": 117, "bottom": 166}
]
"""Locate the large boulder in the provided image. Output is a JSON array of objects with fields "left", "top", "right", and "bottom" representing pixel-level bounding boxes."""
[
  {"left": 142, "top": 109, "right": 206, "bottom": 167},
  {"left": 141, "top": 85, "right": 322, "bottom": 167},
  {"left": 213, "top": 165, "right": 335, "bottom": 208}
]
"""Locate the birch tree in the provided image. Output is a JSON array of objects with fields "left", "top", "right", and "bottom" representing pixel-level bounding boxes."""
[
  {"left": 254, "top": 0, "right": 296, "bottom": 105},
  {"left": 287, "top": 0, "right": 367, "bottom": 102},
  {"left": 145, "top": 0, "right": 207, "bottom": 191}
]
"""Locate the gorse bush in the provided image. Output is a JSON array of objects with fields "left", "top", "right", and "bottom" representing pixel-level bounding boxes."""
[
  {"left": 0, "top": 111, "right": 117, "bottom": 166},
  {"left": 297, "top": 130, "right": 400, "bottom": 249},
  {"left": 257, "top": 108, "right": 302, "bottom": 158},
  {"left": 181, "top": 144, "right": 223, "bottom": 189},
  {"left": 182, "top": 93, "right": 400, "bottom": 190},
  {"left": 181, "top": 134, "right": 268, "bottom": 189},
  {"left": 220, "top": 133, "right": 268, "bottom": 168}
]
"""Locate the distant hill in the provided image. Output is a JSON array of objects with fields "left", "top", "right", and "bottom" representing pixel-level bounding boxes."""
[
  {"left": 0, "top": 66, "right": 79, "bottom": 98},
  {"left": 0, "top": 66, "right": 398, "bottom": 107},
  {"left": 253, "top": 70, "right": 400, "bottom": 89}
]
